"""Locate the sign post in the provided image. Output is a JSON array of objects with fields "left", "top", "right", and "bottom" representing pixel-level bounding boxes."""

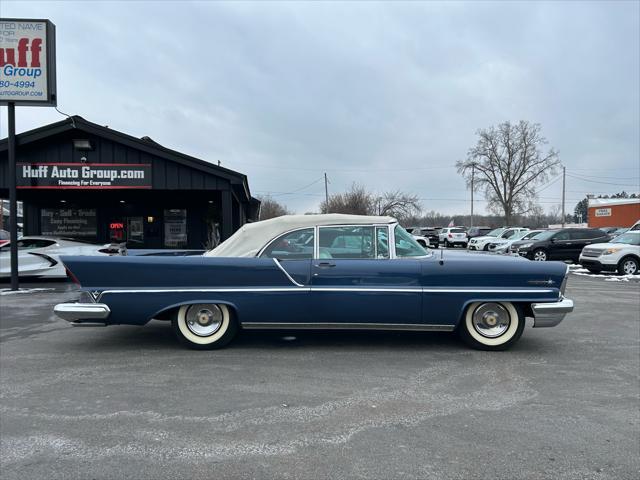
[
  {"left": 1, "top": 18, "right": 57, "bottom": 290},
  {"left": 7, "top": 102, "right": 17, "bottom": 290}
]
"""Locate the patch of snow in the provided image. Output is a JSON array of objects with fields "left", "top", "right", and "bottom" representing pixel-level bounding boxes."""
[{"left": 0, "top": 288, "right": 55, "bottom": 296}]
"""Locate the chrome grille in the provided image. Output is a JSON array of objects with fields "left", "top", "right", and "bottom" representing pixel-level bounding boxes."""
[{"left": 581, "top": 248, "right": 601, "bottom": 258}]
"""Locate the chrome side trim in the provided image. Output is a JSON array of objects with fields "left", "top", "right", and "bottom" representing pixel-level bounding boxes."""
[
  {"left": 96, "top": 286, "right": 555, "bottom": 301},
  {"left": 532, "top": 296, "right": 574, "bottom": 328},
  {"left": 273, "top": 258, "right": 305, "bottom": 287},
  {"left": 421, "top": 288, "right": 555, "bottom": 293},
  {"left": 241, "top": 322, "right": 455, "bottom": 331},
  {"left": 54, "top": 302, "right": 111, "bottom": 322},
  {"left": 313, "top": 287, "right": 422, "bottom": 293}
]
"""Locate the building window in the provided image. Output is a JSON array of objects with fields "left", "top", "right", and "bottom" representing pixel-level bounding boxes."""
[
  {"left": 164, "top": 209, "right": 187, "bottom": 248},
  {"left": 41, "top": 208, "right": 97, "bottom": 239}
]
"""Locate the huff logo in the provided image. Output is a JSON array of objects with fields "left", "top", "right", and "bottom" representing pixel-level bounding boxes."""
[{"left": 0, "top": 37, "right": 42, "bottom": 67}]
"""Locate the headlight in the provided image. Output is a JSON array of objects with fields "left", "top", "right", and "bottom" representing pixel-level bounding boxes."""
[
  {"left": 602, "top": 247, "right": 622, "bottom": 255},
  {"left": 519, "top": 243, "right": 534, "bottom": 249}
]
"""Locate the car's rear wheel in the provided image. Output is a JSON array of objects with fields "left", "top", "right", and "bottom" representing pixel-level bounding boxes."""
[
  {"left": 458, "top": 302, "right": 525, "bottom": 351},
  {"left": 172, "top": 303, "right": 237, "bottom": 349},
  {"left": 618, "top": 256, "right": 639, "bottom": 275},
  {"left": 532, "top": 249, "right": 548, "bottom": 261}
]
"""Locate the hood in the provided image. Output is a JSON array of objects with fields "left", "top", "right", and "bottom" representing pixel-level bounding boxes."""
[
  {"left": 469, "top": 235, "right": 497, "bottom": 242},
  {"left": 582, "top": 242, "right": 622, "bottom": 250}
]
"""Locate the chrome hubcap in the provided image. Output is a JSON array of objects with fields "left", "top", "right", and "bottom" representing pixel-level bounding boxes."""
[
  {"left": 472, "top": 303, "right": 510, "bottom": 338},
  {"left": 185, "top": 304, "right": 222, "bottom": 337},
  {"left": 623, "top": 260, "right": 637, "bottom": 274},
  {"left": 534, "top": 251, "right": 546, "bottom": 261}
]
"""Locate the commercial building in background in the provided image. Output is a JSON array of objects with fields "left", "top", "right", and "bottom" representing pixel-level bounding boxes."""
[
  {"left": 0, "top": 116, "right": 260, "bottom": 249},
  {"left": 587, "top": 197, "right": 640, "bottom": 228}
]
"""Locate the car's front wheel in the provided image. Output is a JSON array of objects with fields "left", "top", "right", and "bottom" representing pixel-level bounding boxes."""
[
  {"left": 172, "top": 303, "right": 237, "bottom": 349},
  {"left": 532, "top": 248, "right": 548, "bottom": 261},
  {"left": 458, "top": 302, "right": 525, "bottom": 351},
  {"left": 618, "top": 256, "right": 639, "bottom": 275}
]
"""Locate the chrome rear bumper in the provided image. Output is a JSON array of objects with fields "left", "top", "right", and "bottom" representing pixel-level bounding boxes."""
[
  {"left": 532, "top": 297, "right": 574, "bottom": 328},
  {"left": 54, "top": 303, "right": 110, "bottom": 325}
]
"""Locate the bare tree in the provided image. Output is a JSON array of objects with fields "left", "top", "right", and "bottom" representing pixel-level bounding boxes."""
[
  {"left": 258, "top": 196, "right": 291, "bottom": 220},
  {"left": 373, "top": 190, "right": 421, "bottom": 221},
  {"left": 457, "top": 121, "right": 560, "bottom": 225},
  {"left": 320, "top": 183, "right": 373, "bottom": 215}
]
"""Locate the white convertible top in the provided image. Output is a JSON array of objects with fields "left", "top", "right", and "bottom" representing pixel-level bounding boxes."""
[{"left": 206, "top": 214, "right": 397, "bottom": 258}]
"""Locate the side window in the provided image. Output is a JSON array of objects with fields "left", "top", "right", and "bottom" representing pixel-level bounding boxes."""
[
  {"left": 318, "top": 226, "right": 375, "bottom": 259},
  {"left": 502, "top": 229, "right": 516, "bottom": 239},
  {"left": 260, "top": 228, "right": 314, "bottom": 259},
  {"left": 553, "top": 231, "right": 570, "bottom": 241},
  {"left": 569, "top": 230, "right": 587, "bottom": 240},
  {"left": 376, "top": 226, "right": 390, "bottom": 259},
  {"left": 394, "top": 226, "right": 428, "bottom": 257}
]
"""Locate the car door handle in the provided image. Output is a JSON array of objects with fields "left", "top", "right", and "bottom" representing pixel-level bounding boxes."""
[{"left": 315, "top": 262, "right": 336, "bottom": 268}]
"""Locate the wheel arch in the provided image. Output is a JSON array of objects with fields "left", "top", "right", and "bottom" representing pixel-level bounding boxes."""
[
  {"left": 150, "top": 299, "right": 240, "bottom": 324},
  {"left": 617, "top": 254, "right": 640, "bottom": 271},
  {"left": 455, "top": 298, "right": 532, "bottom": 328}
]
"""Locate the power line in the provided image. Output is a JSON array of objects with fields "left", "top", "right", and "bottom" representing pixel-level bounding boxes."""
[
  {"left": 566, "top": 173, "right": 640, "bottom": 187},
  {"left": 257, "top": 177, "right": 324, "bottom": 197}
]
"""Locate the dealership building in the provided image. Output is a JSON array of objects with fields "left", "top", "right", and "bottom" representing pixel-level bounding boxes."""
[
  {"left": 0, "top": 116, "right": 260, "bottom": 249},
  {"left": 587, "top": 197, "right": 640, "bottom": 229}
]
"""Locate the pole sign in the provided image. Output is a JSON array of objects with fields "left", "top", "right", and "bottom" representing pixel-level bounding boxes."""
[
  {"left": 0, "top": 18, "right": 56, "bottom": 106},
  {"left": 17, "top": 163, "right": 153, "bottom": 189}
]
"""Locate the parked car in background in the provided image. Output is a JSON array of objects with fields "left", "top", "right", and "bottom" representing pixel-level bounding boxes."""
[
  {"left": 0, "top": 229, "right": 9, "bottom": 247},
  {"left": 468, "top": 227, "right": 529, "bottom": 251},
  {"left": 0, "top": 237, "right": 118, "bottom": 279},
  {"left": 488, "top": 230, "right": 544, "bottom": 254},
  {"left": 438, "top": 227, "right": 468, "bottom": 248},
  {"left": 579, "top": 231, "right": 640, "bottom": 275},
  {"left": 600, "top": 226, "right": 622, "bottom": 235},
  {"left": 418, "top": 227, "right": 441, "bottom": 248},
  {"left": 411, "top": 233, "right": 430, "bottom": 249},
  {"left": 629, "top": 220, "right": 640, "bottom": 231},
  {"left": 54, "top": 214, "right": 574, "bottom": 351},
  {"left": 510, "top": 228, "right": 610, "bottom": 262},
  {"left": 467, "top": 226, "right": 492, "bottom": 239}
]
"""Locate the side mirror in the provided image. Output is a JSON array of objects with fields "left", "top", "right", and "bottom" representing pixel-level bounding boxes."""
[{"left": 550, "top": 237, "right": 557, "bottom": 243}]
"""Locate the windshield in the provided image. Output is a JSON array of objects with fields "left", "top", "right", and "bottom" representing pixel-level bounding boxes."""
[
  {"left": 511, "top": 230, "right": 531, "bottom": 240},
  {"left": 522, "top": 230, "right": 543, "bottom": 240},
  {"left": 530, "top": 230, "right": 558, "bottom": 241},
  {"left": 486, "top": 228, "right": 506, "bottom": 237},
  {"left": 612, "top": 233, "right": 640, "bottom": 245}
]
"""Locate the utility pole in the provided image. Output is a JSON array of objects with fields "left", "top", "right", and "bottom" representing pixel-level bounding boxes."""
[
  {"left": 561, "top": 166, "right": 566, "bottom": 228},
  {"left": 470, "top": 163, "right": 475, "bottom": 229},
  {"left": 324, "top": 172, "right": 329, "bottom": 206}
]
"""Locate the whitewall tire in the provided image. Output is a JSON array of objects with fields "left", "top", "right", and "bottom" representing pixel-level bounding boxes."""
[
  {"left": 172, "top": 303, "right": 237, "bottom": 349},
  {"left": 458, "top": 302, "right": 525, "bottom": 351}
]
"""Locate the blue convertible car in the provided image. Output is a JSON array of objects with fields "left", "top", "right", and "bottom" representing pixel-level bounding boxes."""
[{"left": 54, "top": 214, "right": 573, "bottom": 350}]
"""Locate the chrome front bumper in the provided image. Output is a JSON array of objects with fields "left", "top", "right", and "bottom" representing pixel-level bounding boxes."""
[
  {"left": 532, "top": 297, "right": 574, "bottom": 328},
  {"left": 54, "top": 303, "right": 111, "bottom": 325}
]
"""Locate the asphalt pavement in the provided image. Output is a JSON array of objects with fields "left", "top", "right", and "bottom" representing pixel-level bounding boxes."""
[{"left": 1, "top": 274, "right": 639, "bottom": 480}]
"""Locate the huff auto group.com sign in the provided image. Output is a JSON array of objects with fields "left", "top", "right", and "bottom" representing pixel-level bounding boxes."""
[
  {"left": 0, "top": 18, "right": 57, "bottom": 106},
  {"left": 17, "top": 163, "right": 152, "bottom": 189}
]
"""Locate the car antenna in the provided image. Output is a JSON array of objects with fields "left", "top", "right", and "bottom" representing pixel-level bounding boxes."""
[{"left": 439, "top": 246, "right": 444, "bottom": 265}]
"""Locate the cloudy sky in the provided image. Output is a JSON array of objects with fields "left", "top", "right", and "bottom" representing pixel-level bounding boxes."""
[{"left": 1, "top": 1, "right": 638, "bottom": 215}]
